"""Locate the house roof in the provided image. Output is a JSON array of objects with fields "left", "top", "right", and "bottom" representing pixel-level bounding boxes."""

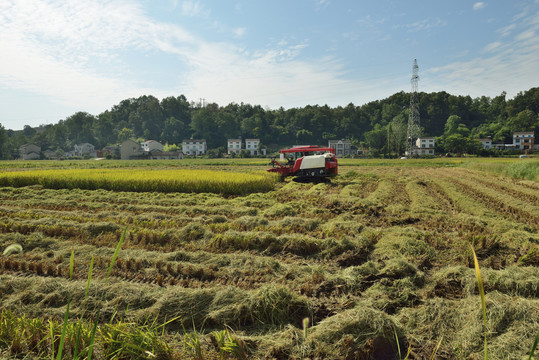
[{"left": 513, "top": 132, "right": 534, "bottom": 136}]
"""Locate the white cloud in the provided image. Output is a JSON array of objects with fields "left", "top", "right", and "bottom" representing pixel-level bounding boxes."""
[
  {"left": 473, "top": 2, "right": 486, "bottom": 11},
  {"left": 483, "top": 41, "right": 501, "bottom": 52},
  {"left": 181, "top": 0, "right": 208, "bottom": 17},
  {"left": 0, "top": 0, "right": 198, "bottom": 112},
  {"left": 428, "top": 5, "right": 539, "bottom": 100},
  {"left": 402, "top": 18, "right": 447, "bottom": 33},
  {"left": 0, "top": 0, "right": 363, "bottom": 117},
  {"left": 233, "top": 27, "right": 246, "bottom": 38}
]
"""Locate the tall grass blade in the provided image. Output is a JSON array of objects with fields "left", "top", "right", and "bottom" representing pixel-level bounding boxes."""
[
  {"left": 430, "top": 336, "right": 443, "bottom": 360},
  {"left": 69, "top": 243, "right": 74, "bottom": 280},
  {"left": 471, "top": 245, "right": 488, "bottom": 360},
  {"left": 85, "top": 256, "right": 94, "bottom": 302},
  {"left": 528, "top": 329, "right": 539, "bottom": 360},
  {"left": 88, "top": 227, "right": 127, "bottom": 360},
  {"left": 394, "top": 327, "right": 402, "bottom": 359},
  {"left": 56, "top": 245, "right": 75, "bottom": 360},
  {"left": 106, "top": 226, "right": 128, "bottom": 280},
  {"left": 87, "top": 309, "right": 100, "bottom": 360},
  {"left": 49, "top": 320, "right": 55, "bottom": 360}
]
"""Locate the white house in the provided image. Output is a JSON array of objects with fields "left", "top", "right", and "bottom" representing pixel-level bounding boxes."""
[
  {"left": 328, "top": 139, "right": 352, "bottom": 156},
  {"left": 141, "top": 140, "right": 163, "bottom": 152},
  {"left": 245, "top": 139, "right": 266, "bottom": 156},
  {"left": 410, "top": 137, "right": 435, "bottom": 155},
  {"left": 227, "top": 139, "right": 242, "bottom": 155},
  {"left": 182, "top": 139, "right": 207, "bottom": 156},
  {"left": 74, "top": 143, "right": 96, "bottom": 157},
  {"left": 478, "top": 138, "right": 492, "bottom": 149}
]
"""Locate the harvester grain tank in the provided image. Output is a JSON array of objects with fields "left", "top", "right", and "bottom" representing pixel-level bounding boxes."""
[{"left": 267, "top": 145, "right": 338, "bottom": 179}]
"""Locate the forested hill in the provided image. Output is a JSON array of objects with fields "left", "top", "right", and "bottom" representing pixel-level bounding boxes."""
[{"left": 1, "top": 87, "right": 538, "bottom": 159}]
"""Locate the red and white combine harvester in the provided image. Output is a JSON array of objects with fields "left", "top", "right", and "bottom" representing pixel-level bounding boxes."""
[{"left": 267, "top": 145, "right": 338, "bottom": 181}]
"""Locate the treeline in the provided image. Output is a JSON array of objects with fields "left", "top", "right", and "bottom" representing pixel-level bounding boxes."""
[{"left": 0, "top": 88, "right": 538, "bottom": 159}]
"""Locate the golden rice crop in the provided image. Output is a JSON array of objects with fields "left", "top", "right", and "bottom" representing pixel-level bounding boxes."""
[{"left": 0, "top": 169, "right": 278, "bottom": 195}]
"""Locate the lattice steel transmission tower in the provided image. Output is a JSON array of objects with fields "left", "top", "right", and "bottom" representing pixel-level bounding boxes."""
[{"left": 406, "top": 59, "right": 421, "bottom": 156}]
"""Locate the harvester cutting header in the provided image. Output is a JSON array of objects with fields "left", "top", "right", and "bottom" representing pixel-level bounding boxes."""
[{"left": 267, "top": 145, "right": 338, "bottom": 180}]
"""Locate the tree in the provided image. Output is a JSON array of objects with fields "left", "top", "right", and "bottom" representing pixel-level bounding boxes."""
[
  {"left": 117, "top": 128, "right": 135, "bottom": 142},
  {"left": 444, "top": 115, "right": 462, "bottom": 135},
  {"left": 387, "top": 113, "right": 407, "bottom": 155},
  {"left": 508, "top": 110, "right": 536, "bottom": 132},
  {"left": 0, "top": 123, "right": 8, "bottom": 159},
  {"left": 190, "top": 104, "right": 220, "bottom": 148},
  {"left": 161, "top": 117, "right": 186, "bottom": 145},
  {"left": 93, "top": 112, "right": 117, "bottom": 148},
  {"left": 364, "top": 124, "right": 387, "bottom": 153},
  {"left": 441, "top": 134, "right": 479, "bottom": 155},
  {"left": 64, "top": 112, "right": 96, "bottom": 145}
]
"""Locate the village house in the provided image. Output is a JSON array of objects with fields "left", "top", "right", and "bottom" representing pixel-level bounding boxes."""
[
  {"left": 328, "top": 139, "right": 352, "bottom": 157},
  {"left": 182, "top": 139, "right": 207, "bottom": 156},
  {"left": 227, "top": 138, "right": 242, "bottom": 155},
  {"left": 147, "top": 150, "right": 184, "bottom": 160},
  {"left": 245, "top": 139, "right": 265, "bottom": 156},
  {"left": 120, "top": 139, "right": 143, "bottom": 160},
  {"left": 407, "top": 137, "right": 435, "bottom": 156},
  {"left": 74, "top": 143, "right": 96, "bottom": 158},
  {"left": 513, "top": 132, "right": 535, "bottom": 151},
  {"left": 478, "top": 138, "right": 493, "bottom": 149},
  {"left": 141, "top": 140, "right": 163, "bottom": 152},
  {"left": 19, "top": 144, "right": 41, "bottom": 160},
  {"left": 97, "top": 145, "right": 119, "bottom": 158},
  {"left": 42, "top": 149, "right": 57, "bottom": 159},
  {"left": 227, "top": 138, "right": 265, "bottom": 156}
]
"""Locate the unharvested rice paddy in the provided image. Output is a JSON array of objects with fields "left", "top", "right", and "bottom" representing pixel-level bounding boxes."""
[{"left": 0, "top": 159, "right": 538, "bottom": 359}]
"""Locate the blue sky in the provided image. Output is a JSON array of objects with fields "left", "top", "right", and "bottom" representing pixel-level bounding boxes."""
[{"left": 1, "top": 0, "right": 538, "bottom": 130}]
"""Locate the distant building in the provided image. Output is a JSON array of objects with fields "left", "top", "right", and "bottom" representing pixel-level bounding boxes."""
[
  {"left": 74, "top": 143, "right": 96, "bottom": 157},
  {"left": 407, "top": 137, "right": 435, "bottom": 156},
  {"left": 227, "top": 139, "right": 242, "bottom": 155},
  {"left": 141, "top": 140, "right": 163, "bottom": 152},
  {"left": 147, "top": 150, "right": 184, "bottom": 160},
  {"left": 245, "top": 139, "right": 265, "bottom": 156},
  {"left": 182, "top": 139, "right": 207, "bottom": 156},
  {"left": 19, "top": 144, "right": 41, "bottom": 160},
  {"left": 478, "top": 138, "right": 493, "bottom": 150},
  {"left": 120, "top": 139, "right": 143, "bottom": 160},
  {"left": 97, "top": 145, "right": 119, "bottom": 158},
  {"left": 513, "top": 132, "right": 535, "bottom": 151},
  {"left": 417, "top": 137, "right": 435, "bottom": 155},
  {"left": 42, "top": 149, "right": 57, "bottom": 159},
  {"left": 328, "top": 139, "right": 352, "bottom": 157}
]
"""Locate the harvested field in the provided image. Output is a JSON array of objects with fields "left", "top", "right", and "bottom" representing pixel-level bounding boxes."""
[{"left": 0, "top": 159, "right": 538, "bottom": 359}]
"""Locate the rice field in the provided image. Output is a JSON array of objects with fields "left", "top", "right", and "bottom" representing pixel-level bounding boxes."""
[
  {"left": 0, "top": 159, "right": 537, "bottom": 359},
  {"left": 0, "top": 168, "right": 278, "bottom": 195}
]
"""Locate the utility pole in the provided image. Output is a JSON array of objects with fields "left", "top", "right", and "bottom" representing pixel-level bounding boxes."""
[{"left": 406, "top": 59, "right": 421, "bottom": 157}]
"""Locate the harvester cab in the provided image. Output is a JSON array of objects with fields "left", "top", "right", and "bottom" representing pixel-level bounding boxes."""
[{"left": 267, "top": 145, "right": 338, "bottom": 180}]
